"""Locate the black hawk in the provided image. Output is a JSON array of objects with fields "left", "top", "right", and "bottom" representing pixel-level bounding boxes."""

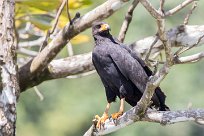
[{"left": 92, "top": 22, "right": 169, "bottom": 128}]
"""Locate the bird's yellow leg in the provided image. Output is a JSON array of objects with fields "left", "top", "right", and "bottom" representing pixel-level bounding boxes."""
[
  {"left": 95, "top": 103, "right": 110, "bottom": 129},
  {"left": 111, "top": 98, "right": 124, "bottom": 119}
]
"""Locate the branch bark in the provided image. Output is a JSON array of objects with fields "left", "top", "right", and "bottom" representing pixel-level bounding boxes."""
[
  {"left": 84, "top": 109, "right": 204, "bottom": 136},
  {"left": 130, "top": 25, "right": 204, "bottom": 57},
  {"left": 18, "top": 0, "right": 130, "bottom": 91},
  {"left": 17, "top": 25, "right": 204, "bottom": 92},
  {"left": 0, "top": 0, "right": 19, "bottom": 135},
  {"left": 28, "top": 0, "right": 130, "bottom": 74}
]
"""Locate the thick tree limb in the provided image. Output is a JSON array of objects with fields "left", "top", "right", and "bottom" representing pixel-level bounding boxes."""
[
  {"left": 84, "top": 109, "right": 204, "bottom": 136},
  {"left": 165, "top": 0, "right": 196, "bottom": 16},
  {"left": 130, "top": 25, "right": 204, "bottom": 57},
  {"left": 17, "top": 25, "right": 204, "bottom": 92},
  {"left": 18, "top": 0, "right": 130, "bottom": 91},
  {"left": 0, "top": 0, "right": 19, "bottom": 135},
  {"left": 27, "top": 0, "right": 130, "bottom": 75},
  {"left": 19, "top": 53, "right": 93, "bottom": 92}
]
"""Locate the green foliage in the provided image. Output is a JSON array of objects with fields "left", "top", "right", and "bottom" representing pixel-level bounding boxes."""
[
  {"left": 17, "top": 1, "right": 204, "bottom": 136},
  {"left": 16, "top": 0, "right": 91, "bottom": 45}
]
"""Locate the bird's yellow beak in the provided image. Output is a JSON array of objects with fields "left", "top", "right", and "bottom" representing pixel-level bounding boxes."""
[{"left": 99, "top": 24, "right": 110, "bottom": 32}]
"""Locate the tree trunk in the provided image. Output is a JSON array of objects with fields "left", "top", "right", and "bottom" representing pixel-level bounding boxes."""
[{"left": 0, "top": 0, "right": 19, "bottom": 135}]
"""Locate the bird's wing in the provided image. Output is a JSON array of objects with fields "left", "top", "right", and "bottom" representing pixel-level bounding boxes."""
[
  {"left": 109, "top": 48, "right": 148, "bottom": 93},
  {"left": 92, "top": 54, "right": 117, "bottom": 103},
  {"left": 112, "top": 37, "right": 152, "bottom": 76},
  {"left": 120, "top": 44, "right": 153, "bottom": 76}
]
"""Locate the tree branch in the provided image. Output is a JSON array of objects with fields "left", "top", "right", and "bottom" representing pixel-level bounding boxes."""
[
  {"left": 118, "top": 0, "right": 139, "bottom": 42},
  {"left": 130, "top": 25, "right": 204, "bottom": 57},
  {"left": 18, "top": 25, "right": 204, "bottom": 92},
  {"left": 139, "top": 0, "right": 163, "bottom": 19},
  {"left": 175, "top": 52, "right": 204, "bottom": 64},
  {"left": 0, "top": 0, "right": 19, "bottom": 135},
  {"left": 19, "top": 53, "right": 93, "bottom": 92},
  {"left": 19, "top": 0, "right": 131, "bottom": 91},
  {"left": 165, "top": 0, "right": 196, "bottom": 16},
  {"left": 84, "top": 109, "right": 204, "bottom": 136}
]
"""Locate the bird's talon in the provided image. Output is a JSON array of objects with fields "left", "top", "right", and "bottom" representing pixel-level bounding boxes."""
[
  {"left": 95, "top": 113, "right": 109, "bottom": 129},
  {"left": 95, "top": 115, "right": 100, "bottom": 120},
  {"left": 111, "top": 112, "right": 123, "bottom": 119}
]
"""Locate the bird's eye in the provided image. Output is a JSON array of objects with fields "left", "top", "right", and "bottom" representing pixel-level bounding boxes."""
[{"left": 96, "top": 25, "right": 101, "bottom": 29}]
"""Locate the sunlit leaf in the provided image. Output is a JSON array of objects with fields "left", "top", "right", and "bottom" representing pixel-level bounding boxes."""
[
  {"left": 29, "top": 15, "right": 52, "bottom": 30},
  {"left": 71, "top": 34, "right": 90, "bottom": 44},
  {"left": 57, "top": 15, "right": 69, "bottom": 28}
]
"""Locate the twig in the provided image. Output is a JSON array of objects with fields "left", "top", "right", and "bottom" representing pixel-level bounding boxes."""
[
  {"left": 27, "top": 0, "right": 130, "bottom": 75},
  {"left": 66, "top": 70, "right": 96, "bottom": 79},
  {"left": 67, "top": 42, "right": 74, "bottom": 56},
  {"left": 39, "top": 0, "right": 67, "bottom": 52},
  {"left": 176, "top": 34, "right": 204, "bottom": 56},
  {"left": 165, "top": 0, "right": 196, "bottom": 16},
  {"left": 17, "top": 48, "right": 38, "bottom": 57},
  {"left": 66, "top": 0, "right": 72, "bottom": 23},
  {"left": 50, "top": 0, "right": 67, "bottom": 34},
  {"left": 159, "top": 0, "right": 165, "bottom": 12},
  {"left": 175, "top": 52, "right": 204, "bottom": 64},
  {"left": 139, "top": 0, "right": 163, "bottom": 19},
  {"left": 33, "top": 86, "right": 44, "bottom": 101},
  {"left": 19, "top": 25, "right": 204, "bottom": 92},
  {"left": 184, "top": 1, "right": 198, "bottom": 25},
  {"left": 118, "top": 0, "right": 139, "bottom": 42},
  {"left": 18, "top": 37, "right": 45, "bottom": 48},
  {"left": 145, "top": 36, "right": 159, "bottom": 63}
]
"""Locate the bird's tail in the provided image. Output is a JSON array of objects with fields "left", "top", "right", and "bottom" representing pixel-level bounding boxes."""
[{"left": 155, "top": 87, "right": 170, "bottom": 111}]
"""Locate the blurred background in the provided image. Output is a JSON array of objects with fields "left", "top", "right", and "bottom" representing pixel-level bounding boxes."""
[{"left": 16, "top": 0, "right": 204, "bottom": 136}]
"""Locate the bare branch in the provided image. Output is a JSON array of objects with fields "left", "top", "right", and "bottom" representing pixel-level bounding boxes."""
[
  {"left": 66, "top": 0, "right": 72, "bottom": 23},
  {"left": 18, "top": 37, "right": 44, "bottom": 48},
  {"left": 23, "top": 0, "right": 130, "bottom": 80},
  {"left": 19, "top": 52, "right": 94, "bottom": 92},
  {"left": 67, "top": 42, "right": 74, "bottom": 56},
  {"left": 17, "top": 48, "right": 38, "bottom": 57},
  {"left": 130, "top": 25, "right": 204, "bottom": 57},
  {"left": 175, "top": 52, "right": 204, "bottom": 64},
  {"left": 165, "top": 0, "right": 196, "bottom": 16},
  {"left": 50, "top": 0, "right": 67, "bottom": 34},
  {"left": 175, "top": 34, "right": 204, "bottom": 56},
  {"left": 118, "top": 0, "right": 139, "bottom": 42},
  {"left": 139, "top": 0, "right": 163, "bottom": 19},
  {"left": 145, "top": 36, "right": 159, "bottom": 64},
  {"left": 66, "top": 70, "right": 96, "bottom": 79},
  {"left": 18, "top": 25, "right": 204, "bottom": 92},
  {"left": 84, "top": 109, "right": 204, "bottom": 136},
  {"left": 39, "top": 0, "right": 67, "bottom": 51},
  {"left": 183, "top": 1, "right": 198, "bottom": 25},
  {"left": 159, "top": 0, "right": 165, "bottom": 11},
  {"left": 33, "top": 86, "right": 44, "bottom": 101}
]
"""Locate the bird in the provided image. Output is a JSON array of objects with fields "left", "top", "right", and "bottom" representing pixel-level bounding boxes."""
[{"left": 92, "top": 22, "right": 169, "bottom": 128}]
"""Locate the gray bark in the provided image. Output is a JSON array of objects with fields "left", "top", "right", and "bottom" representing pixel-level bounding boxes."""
[{"left": 0, "top": 0, "right": 19, "bottom": 135}]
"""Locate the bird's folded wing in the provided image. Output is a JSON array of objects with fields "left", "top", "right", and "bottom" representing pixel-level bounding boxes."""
[{"left": 109, "top": 51, "right": 148, "bottom": 93}]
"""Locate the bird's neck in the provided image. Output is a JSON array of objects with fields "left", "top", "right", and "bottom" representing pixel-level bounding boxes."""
[{"left": 94, "top": 34, "right": 116, "bottom": 45}]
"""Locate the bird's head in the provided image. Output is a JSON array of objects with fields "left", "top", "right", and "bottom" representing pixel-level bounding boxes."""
[{"left": 92, "top": 22, "right": 111, "bottom": 36}]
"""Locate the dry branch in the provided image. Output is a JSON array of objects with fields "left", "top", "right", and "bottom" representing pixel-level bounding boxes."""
[
  {"left": 130, "top": 25, "right": 204, "bottom": 57},
  {"left": 28, "top": 0, "right": 130, "bottom": 74},
  {"left": 16, "top": 24, "right": 204, "bottom": 92},
  {"left": 84, "top": 108, "right": 204, "bottom": 136},
  {"left": 118, "top": 0, "right": 139, "bottom": 42},
  {"left": 0, "top": 0, "right": 19, "bottom": 135}
]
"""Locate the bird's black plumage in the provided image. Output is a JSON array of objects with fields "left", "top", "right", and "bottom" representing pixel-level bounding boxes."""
[{"left": 92, "top": 22, "right": 169, "bottom": 111}]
